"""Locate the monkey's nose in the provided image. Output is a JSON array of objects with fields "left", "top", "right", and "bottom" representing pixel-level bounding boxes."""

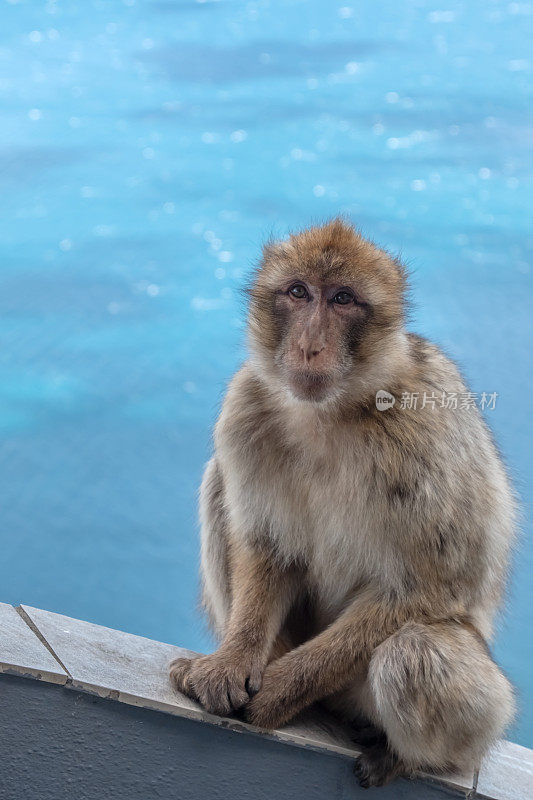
[{"left": 299, "top": 342, "right": 325, "bottom": 364}]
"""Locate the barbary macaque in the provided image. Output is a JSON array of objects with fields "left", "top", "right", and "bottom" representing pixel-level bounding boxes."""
[{"left": 170, "top": 219, "right": 515, "bottom": 787}]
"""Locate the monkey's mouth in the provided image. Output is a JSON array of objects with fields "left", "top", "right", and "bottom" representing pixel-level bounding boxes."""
[{"left": 287, "top": 370, "right": 335, "bottom": 402}]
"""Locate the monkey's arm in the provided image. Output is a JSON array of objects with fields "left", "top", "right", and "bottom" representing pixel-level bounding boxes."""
[
  {"left": 245, "top": 587, "right": 408, "bottom": 729},
  {"left": 170, "top": 540, "right": 298, "bottom": 716}
]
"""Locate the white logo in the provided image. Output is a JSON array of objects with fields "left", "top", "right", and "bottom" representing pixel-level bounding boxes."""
[{"left": 375, "top": 390, "right": 395, "bottom": 411}]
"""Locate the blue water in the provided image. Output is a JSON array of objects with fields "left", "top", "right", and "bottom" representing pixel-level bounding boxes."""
[{"left": 1, "top": 0, "right": 531, "bottom": 745}]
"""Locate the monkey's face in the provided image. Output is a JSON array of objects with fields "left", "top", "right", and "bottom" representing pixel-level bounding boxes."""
[
  {"left": 248, "top": 220, "right": 406, "bottom": 405},
  {"left": 270, "top": 279, "right": 371, "bottom": 402}
]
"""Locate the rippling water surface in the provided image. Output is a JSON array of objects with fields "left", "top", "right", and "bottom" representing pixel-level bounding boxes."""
[{"left": 1, "top": 0, "right": 531, "bottom": 745}]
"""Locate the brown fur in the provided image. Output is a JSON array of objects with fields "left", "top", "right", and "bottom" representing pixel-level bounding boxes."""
[{"left": 170, "top": 220, "right": 516, "bottom": 787}]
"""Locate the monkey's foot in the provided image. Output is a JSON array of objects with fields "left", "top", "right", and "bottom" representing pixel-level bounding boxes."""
[
  {"left": 170, "top": 652, "right": 264, "bottom": 717},
  {"left": 353, "top": 743, "right": 405, "bottom": 789},
  {"left": 244, "top": 658, "right": 303, "bottom": 730},
  {"left": 349, "top": 717, "right": 387, "bottom": 749}
]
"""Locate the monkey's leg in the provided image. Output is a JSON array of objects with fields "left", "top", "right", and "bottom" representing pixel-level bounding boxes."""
[
  {"left": 246, "top": 609, "right": 514, "bottom": 787},
  {"left": 244, "top": 595, "right": 514, "bottom": 748},
  {"left": 323, "top": 677, "right": 407, "bottom": 787},
  {"left": 196, "top": 457, "right": 305, "bottom": 651},
  {"left": 360, "top": 620, "right": 515, "bottom": 783},
  {"left": 322, "top": 673, "right": 399, "bottom": 787},
  {"left": 197, "top": 457, "right": 233, "bottom": 639},
  {"left": 170, "top": 536, "right": 299, "bottom": 716},
  {"left": 244, "top": 588, "right": 404, "bottom": 729}
]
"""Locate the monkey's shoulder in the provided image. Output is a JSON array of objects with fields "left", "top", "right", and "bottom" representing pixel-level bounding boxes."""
[
  {"left": 214, "top": 364, "right": 284, "bottom": 452},
  {"left": 217, "top": 362, "right": 269, "bottom": 417},
  {"left": 370, "top": 331, "right": 494, "bottom": 450},
  {"left": 405, "top": 332, "right": 466, "bottom": 391}
]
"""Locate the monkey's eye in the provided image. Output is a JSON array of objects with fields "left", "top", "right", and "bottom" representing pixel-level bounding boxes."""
[
  {"left": 333, "top": 290, "right": 355, "bottom": 305},
  {"left": 288, "top": 283, "right": 308, "bottom": 299}
]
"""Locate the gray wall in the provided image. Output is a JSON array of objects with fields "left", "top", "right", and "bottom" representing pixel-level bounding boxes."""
[{"left": 0, "top": 675, "right": 461, "bottom": 800}]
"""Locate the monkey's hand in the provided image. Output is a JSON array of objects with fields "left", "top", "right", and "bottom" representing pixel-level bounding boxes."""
[
  {"left": 169, "top": 650, "right": 264, "bottom": 717},
  {"left": 244, "top": 656, "right": 307, "bottom": 730}
]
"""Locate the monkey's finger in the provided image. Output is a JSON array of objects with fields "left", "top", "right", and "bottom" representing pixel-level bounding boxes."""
[
  {"left": 200, "top": 683, "right": 233, "bottom": 717},
  {"left": 244, "top": 698, "right": 278, "bottom": 730},
  {"left": 227, "top": 680, "right": 251, "bottom": 711},
  {"left": 244, "top": 669, "right": 262, "bottom": 697},
  {"left": 169, "top": 657, "right": 196, "bottom": 695},
  {"left": 353, "top": 756, "right": 371, "bottom": 788},
  {"left": 353, "top": 758, "right": 365, "bottom": 777}
]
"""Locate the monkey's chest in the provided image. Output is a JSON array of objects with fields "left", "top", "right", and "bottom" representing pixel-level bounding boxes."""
[
  {"left": 252, "top": 451, "right": 390, "bottom": 613},
  {"left": 305, "top": 487, "right": 387, "bottom": 614}
]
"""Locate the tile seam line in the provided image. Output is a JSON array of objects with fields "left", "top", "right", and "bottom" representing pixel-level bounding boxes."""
[{"left": 15, "top": 605, "right": 72, "bottom": 679}]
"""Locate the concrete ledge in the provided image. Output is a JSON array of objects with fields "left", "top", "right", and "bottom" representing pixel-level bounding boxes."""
[
  {"left": 0, "top": 602, "right": 67, "bottom": 685},
  {"left": 476, "top": 740, "right": 533, "bottom": 800},
  {"left": 0, "top": 602, "right": 531, "bottom": 799}
]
